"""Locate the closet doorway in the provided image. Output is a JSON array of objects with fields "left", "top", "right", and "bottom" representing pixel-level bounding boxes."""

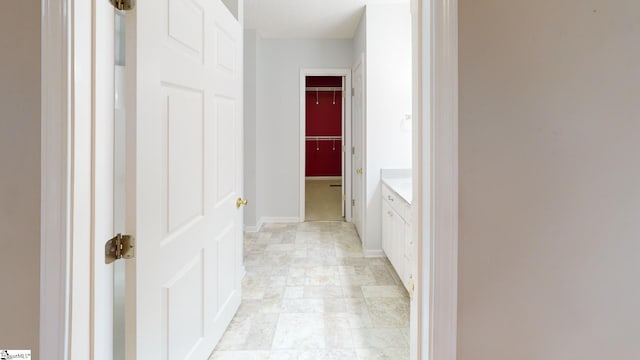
[{"left": 299, "top": 69, "right": 352, "bottom": 222}]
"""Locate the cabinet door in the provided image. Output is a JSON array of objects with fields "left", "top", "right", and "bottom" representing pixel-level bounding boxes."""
[
  {"left": 402, "top": 220, "right": 412, "bottom": 288},
  {"left": 392, "top": 214, "right": 406, "bottom": 288},
  {"left": 382, "top": 200, "right": 394, "bottom": 261}
]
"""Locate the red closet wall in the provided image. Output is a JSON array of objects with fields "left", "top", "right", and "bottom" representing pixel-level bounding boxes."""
[{"left": 306, "top": 76, "right": 342, "bottom": 177}]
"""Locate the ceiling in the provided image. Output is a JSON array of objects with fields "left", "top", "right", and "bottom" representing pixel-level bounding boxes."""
[{"left": 244, "top": 0, "right": 408, "bottom": 39}]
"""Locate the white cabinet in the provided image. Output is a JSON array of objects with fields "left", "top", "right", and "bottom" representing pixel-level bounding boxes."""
[
  {"left": 382, "top": 183, "right": 412, "bottom": 291},
  {"left": 382, "top": 200, "right": 404, "bottom": 283}
]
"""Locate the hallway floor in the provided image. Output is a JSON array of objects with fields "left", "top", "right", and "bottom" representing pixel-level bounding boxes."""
[{"left": 210, "top": 222, "right": 409, "bottom": 360}]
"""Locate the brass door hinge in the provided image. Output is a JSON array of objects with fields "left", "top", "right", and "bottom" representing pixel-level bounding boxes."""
[
  {"left": 408, "top": 275, "right": 415, "bottom": 300},
  {"left": 110, "top": 0, "right": 135, "bottom": 11},
  {"left": 105, "top": 234, "right": 135, "bottom": 264}
]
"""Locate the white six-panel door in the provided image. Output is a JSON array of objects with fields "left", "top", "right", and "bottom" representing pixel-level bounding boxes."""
[{"left": 125, "top": 1, "right": 243, "bottom": 359}]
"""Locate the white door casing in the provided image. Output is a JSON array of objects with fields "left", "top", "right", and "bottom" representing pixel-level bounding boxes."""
[
  {"left": 93, "top": 1, "right": 116, "bottom": 359},
  {"left": 410, "top": 0, "right": 421, "bottom": 358},
  {"left": 351, "top": 56, "right": 365, "bottom": 239},
  {"left": 298, "top": 69, "right": 352, "bottom": 222},
  {"left": 412, "top": 0, "right": 460, "bottom": 359},
  {"left": 125, "top": 1, "right": 244, "bottom": 359}
]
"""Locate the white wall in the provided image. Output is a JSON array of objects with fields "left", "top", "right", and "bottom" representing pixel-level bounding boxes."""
[
  {"left": 363, "top": 3, "right": 412, "bottom": 252},
  {"left": 244, "top": 30, "right": 258, "bottom": 228},
  {"left": 352, "top": 11, "right": 366, "bottom": 63},
  {"left": 458, "top": 1, "right": 640, "bottom": 359},
  {"left": 253, "top": 38, "right": 353, "bottom": 223},
  {"left": 0, "top": 2, "right": 41, "bottom": 358}
]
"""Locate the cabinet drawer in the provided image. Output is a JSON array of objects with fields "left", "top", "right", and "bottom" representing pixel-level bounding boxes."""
[
  {"left": 382, "top": 184, "right": 396, "bottom": 204},
  {"left": 382, "top": 184, "right": 410, "bottom": 221}
]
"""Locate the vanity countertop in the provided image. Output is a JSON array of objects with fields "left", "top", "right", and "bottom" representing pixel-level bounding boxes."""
[{"left": 381, "top": 169, "right": 412, "bottom": 204}]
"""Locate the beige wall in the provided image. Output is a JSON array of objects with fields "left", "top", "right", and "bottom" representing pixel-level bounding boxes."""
[
  {"left": 0, "top": 2, "right": 41, "bottom": 357},
  {"left": 458, "top": 1, "right": 640, "bottom": 359}
]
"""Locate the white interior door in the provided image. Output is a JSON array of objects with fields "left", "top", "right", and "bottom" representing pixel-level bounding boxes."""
[
  {"left": 352, "top": 56, "right": 365, "bottom": 238},
  {"left": 124, "top": 1, "right": 244, "bottom": 359}
]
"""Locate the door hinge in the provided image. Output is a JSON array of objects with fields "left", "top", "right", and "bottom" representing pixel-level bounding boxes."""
[
  {"left": 408, "top": 275, "right": 415, "bottom": 300},
  {"left": 352, "top": 199, "right": 356, "bottom": 206},
  {"left": 351, "top": 87, "right": 355, "bottom": 96},
  {"left": 105, "top": 234, "right": 135, "bottom": 264},
  {"left": 351, "top": 147, "right": 355, "bottom": 155},
  {"left": 110, "top": 0, "right": 135, "bottom": 11}
]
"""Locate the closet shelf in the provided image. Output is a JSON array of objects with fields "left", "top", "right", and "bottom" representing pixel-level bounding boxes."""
[
  {"left": 305, "top": 136, "right": 342, "bottom": 140},
  {"left": 305, "top": 87, "right": 343, "bottom": 92}
]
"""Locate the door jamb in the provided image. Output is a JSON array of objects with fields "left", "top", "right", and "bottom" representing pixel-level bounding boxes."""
[
  {"left": 41, "top": 0, "right": 93, "bottom": 358},
  {"left": 415, "top": 0, "right": 459, "bottom": 359},
  {"left": 350, "top": 54, "right": 366, "bottom": 243},
  {"left": 41, "top": 0, "right": 71, "bottom": 358},
  {"left": 299, "top": 68, "right": 352, "bottom": 222}
]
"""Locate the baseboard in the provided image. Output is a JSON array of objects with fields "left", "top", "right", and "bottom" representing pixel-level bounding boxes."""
[
  {"left": 243, "top": 224, "right": 260, "bottom": 233},
  {"left": 363, "top": 249, "right": 386, "bottom": 258},
  {"left": 259, "top": 216, "right": 301, "bottom": 225},
  {"left": 305, "top": 176, "right": 342, "bottom": 181},
  {"left": 245, "top": 217, "right": 301, "bottom": 233},
  {"left": 240, "top": 265, "right": 247, "bottom": 280}
]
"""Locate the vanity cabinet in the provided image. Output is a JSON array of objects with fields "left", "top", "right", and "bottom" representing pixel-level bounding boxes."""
[{"left": 382, "top": 183, "right": 412, "bottom": 291}]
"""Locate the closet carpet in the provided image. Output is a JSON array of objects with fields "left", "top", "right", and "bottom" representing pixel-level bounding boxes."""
[
  {"left": 210, "top": 222, "right": 410, "bottom": 360},
  {"left": 305, "top": 179, "right": 344, "bottom": 221}
]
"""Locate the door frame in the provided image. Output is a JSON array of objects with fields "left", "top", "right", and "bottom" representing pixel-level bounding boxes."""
[
  {"left": 40, "top": 1, "right": 72, "bottom": 358},
  {"left": 414, "top": 0, "right": 459, "bottom": 359},
  {"left": 299, "top": 68, "right": 352, "bottom": 222},
  {"left": 41, "top": 1, "right": 460, "bottom": 359},
  {"left": 350, "top": 54, "right": 366, "bottom": 241},
  {"left": 41, "top": 0, "right": 95, "bottom": 358}
]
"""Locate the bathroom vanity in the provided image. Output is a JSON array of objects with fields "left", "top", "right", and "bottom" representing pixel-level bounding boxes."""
[{"left": 380, "top": 169, "right": 412, "bottom": 291}]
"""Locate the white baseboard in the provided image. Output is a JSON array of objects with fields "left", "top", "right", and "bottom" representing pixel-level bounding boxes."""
[
  {"left": 243, "top": 224, "right": 260, "bottom": 233},
  {"left": 244, "top": 217, "right": 302, "bottom": 233},
  {"left": 363, "top": 249, "right": 386, "bottom": 258},
  {"left": 259, "top": 217, "right": 301, "bottom": 225},
  {"left": 305, "top": 176, "right": 342, "bottom": 181}
]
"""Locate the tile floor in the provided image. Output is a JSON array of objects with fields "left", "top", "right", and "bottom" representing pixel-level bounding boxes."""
[{"left": 209, "top": 222, "right": 410, "bottom": 360}]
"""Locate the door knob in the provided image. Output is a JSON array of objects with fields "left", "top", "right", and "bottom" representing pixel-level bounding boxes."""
[{"left": 236, "top": 198, "right": 248, "bottom": 208}]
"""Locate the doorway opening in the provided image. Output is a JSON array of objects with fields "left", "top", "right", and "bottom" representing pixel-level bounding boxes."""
[
  {"left": 299, "top": 69, "right": 352, "bottom": 223},
  {"left": 304, "top": 76, "right": 344, "bottom": 221}
]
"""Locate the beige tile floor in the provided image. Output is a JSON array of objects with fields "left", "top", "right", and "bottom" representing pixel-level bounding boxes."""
[
  {"left": 305, "top": 179, "right": 344, "bottom": 221},
  {"left": 210, "top": 222, "right": 410, "bottom": 360}
]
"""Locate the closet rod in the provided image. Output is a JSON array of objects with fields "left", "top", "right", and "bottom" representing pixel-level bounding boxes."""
[
  {"left": 305, "top": 86, "right": 343, "bottom": 92},
  {"left": 305, "top": 136, "right": 342, "bottom": 140}
]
